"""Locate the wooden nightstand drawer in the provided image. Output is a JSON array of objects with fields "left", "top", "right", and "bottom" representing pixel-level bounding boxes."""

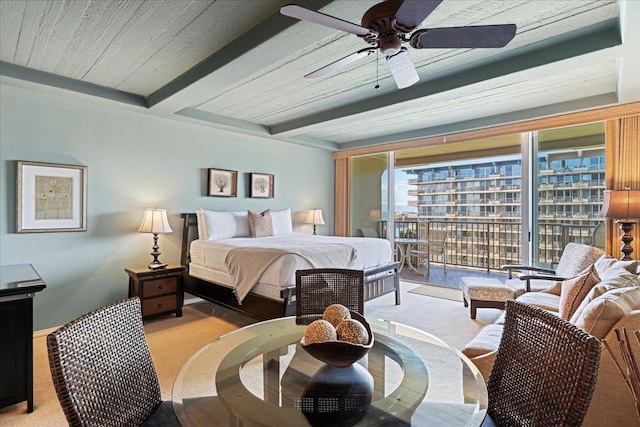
[
  {"left": 142, "top": 295, "right": 177, "bottom": 317},
  {"left": 126, "top": 264, "right": 185, "bottom": 319},
  {"left": 142, "top": 277, "right": 177, "bottom": 298}
]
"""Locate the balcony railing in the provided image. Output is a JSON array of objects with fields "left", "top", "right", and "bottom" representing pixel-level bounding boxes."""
[{"left": 391, "top": 219, "right": 601, "bottom": 271}]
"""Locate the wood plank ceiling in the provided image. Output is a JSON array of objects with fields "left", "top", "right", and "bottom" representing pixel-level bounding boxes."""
[{"left": 1, "top": 0, "right": 638, "bottom": 151}]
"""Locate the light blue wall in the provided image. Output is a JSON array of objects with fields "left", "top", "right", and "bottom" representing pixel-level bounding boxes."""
[{"left": 0, "top": 84, "right": 335, "bottom": 330}]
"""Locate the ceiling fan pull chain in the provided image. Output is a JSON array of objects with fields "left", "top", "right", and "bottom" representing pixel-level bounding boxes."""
[{"left": 375, "top": 49, "right": 380, "bottom": 90}]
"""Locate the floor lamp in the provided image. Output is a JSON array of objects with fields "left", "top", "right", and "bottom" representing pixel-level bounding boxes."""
[{"left": 600, "top": 189, "right": 640, "bottom": 260}]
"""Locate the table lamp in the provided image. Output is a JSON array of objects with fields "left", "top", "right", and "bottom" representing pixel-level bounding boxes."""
[
  {"left": 305, "top": 209, "right": 325, "bottom": 235},
  {"left": 600, "top": 189, "right": 640, "bottom": 260},
  {"left": 138, "top": 208, "right": 173, "bottom": 269}
]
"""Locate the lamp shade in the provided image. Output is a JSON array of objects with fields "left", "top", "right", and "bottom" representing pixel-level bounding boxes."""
[
  {"left": 305, "top": 209, "right": 325, "bottom": 225},
  {"left": 600, "top": 190, "right": 640, "bottom": 220},
  {"left": 138, "top": 209, "right": 173, "bottom": 234}
]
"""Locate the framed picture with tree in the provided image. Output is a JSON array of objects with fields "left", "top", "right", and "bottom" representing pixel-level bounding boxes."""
[
  {"left": 207, "top": 168, "right": 237, "bottom": 197},
  {"left": 250, "top": 173, "right": 274, "bottom": 198}
]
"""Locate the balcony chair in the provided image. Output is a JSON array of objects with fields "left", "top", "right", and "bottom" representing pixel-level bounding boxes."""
[
  {"left": 408, "top": 229, "right": 448, "bottom": 276},
  {"left": 47, "top": 297, "right": 180, "bottom": 426},
  {"left": 590, "top": 222, "right": 605, "bottom": 250},
  {"left": 295, "top": 268, "right": 364, "bottom": 325},
  {"left": 356, "top": 227, "right": 378, "bottom": 238},
  {"left": 482, "top": 299, "right": 601, "bottom": 427},
  {"left": 502, "top": 242, "right": 605, "bottom": 292}
]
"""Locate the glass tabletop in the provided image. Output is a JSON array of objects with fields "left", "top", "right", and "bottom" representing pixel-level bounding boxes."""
[{"left": 173, "top": 316, "right": 487, "bottom": 427}]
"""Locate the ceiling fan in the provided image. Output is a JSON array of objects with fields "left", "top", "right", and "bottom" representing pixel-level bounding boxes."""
[{"left": 281, "top": 0, "right": 517, "bottom": 89}]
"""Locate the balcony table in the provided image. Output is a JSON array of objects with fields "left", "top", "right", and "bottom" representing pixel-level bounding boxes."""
[
  {"left": 394, "top": 238, "right": 426, "bottom": 274},
  {"left": 172, "top": 315, "right": 487, "bottom": 426}
]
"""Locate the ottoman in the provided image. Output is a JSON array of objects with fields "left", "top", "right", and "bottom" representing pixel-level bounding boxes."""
[{"left": 460, "top": 277, "right": 521, "bottom": 319}]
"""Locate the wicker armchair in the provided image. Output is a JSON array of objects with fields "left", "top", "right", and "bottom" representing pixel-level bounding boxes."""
[
  {"left": 502, "top": 242, "right": 604, "bottom": 292},
  {"left": 295, "top": 268, "right": 364, "bottom": 325},
  {"left": 47, "top": 297, "right": 179, "bottom": 426},
  {"left": 483, "top": 299, "right": 601, "bottom": 427}
]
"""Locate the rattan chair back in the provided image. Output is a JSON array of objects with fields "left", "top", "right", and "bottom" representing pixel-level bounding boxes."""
[
  {"left": 47, "top": 297, "right": 163, "bottom": 427},
  {"left": 486, "top": 299, "right": 601, "bottom": 427},
  {"left": 295, "top": 268, "right": 365, "bottom": 325}
]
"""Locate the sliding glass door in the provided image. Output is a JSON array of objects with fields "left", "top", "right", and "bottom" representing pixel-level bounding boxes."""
[
  {"left": 348, "top": 122, "right": 606, "bottom": 283},
  {"left": 532, "top": 123, "right": 606, "bottom": 268}
]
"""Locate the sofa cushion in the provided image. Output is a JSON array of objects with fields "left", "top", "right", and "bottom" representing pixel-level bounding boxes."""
[
  {"left": 569, "top": 283, "right": 618, "bottom": 324},
  {"left": 559, "top": 265, "right": 601, "bottom": 319},
  {"left": 462, "top": 324, "right": 504, "bottom": 358},
  {"left": 594, "top": 254, "right": 638, "bottom": 277},
  {"left": 573, "top": 286, "right": 640, "bottom": 339},
  {"left": 516, "top": 291, "right": 561, "bottom": 312}
]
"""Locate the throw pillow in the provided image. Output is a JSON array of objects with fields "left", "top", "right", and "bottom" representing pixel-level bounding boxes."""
[
  {"left": 558, "top": 265, "right": 600, "bottom": 320},
  {"left": 248, "top": 209, "right": 274, "bottom": 238}
]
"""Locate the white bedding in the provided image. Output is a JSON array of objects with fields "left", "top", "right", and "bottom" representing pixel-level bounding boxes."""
[{"left": 189, "top": 233, "right": 393, "bottom": 301}]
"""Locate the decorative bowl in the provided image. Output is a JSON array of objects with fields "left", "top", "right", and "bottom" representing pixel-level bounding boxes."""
[{"left": 300, "top": 311, "right": 374, "bottom": 368}]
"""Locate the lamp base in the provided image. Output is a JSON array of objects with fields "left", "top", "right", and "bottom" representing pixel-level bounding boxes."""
[
  {"left": 148, "top": 262, "right": 168, "bottom": 270},
  {"left": 616, "top": 220, "right": 635, "bottom": 261}
]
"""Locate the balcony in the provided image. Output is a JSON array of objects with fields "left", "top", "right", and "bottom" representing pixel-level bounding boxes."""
[{"left": 389, "top": 219, "right": 601, "bottom": 272}]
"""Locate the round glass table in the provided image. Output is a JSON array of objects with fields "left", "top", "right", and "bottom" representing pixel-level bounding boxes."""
[{"left": 172, "top": 316, "right": 487, "bottom": 426}]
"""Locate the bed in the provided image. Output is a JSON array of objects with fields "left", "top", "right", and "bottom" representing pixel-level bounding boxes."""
[{"left": 180, "top": 212, "right": 400, "bottom": 320}]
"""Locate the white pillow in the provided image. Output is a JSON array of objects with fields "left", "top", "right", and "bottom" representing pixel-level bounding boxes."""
[
  {"left": 201, "top": 210, "right": 250, "bottom": 240},
  {"left": 594, "top": 254, "right": 638, "bottom": 277},
  {"left": 271, "top": 208, "right": 293, "bottom": 235},
  {"left": 195, "top": 209, "right": 207, "bottom": 240}
]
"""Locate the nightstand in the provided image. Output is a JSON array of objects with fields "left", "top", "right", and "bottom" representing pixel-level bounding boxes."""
[{"left": 126, "top": 264, "right": 185, "bottom": 319}]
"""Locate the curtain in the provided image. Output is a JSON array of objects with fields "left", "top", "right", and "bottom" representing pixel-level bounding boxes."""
[
  {"left": 334, "top": 157, "right": 351, "bottom": 237},
  {"left": 605, "top": 115, "right": 640, "bottom": 257}
]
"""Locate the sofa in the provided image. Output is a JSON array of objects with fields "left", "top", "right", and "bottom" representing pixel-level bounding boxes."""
[{"left": 462, "top": 252, "right": 640, "bottom": 427}]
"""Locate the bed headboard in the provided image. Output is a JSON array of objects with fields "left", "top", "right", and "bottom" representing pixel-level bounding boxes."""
[{"left": 180, "top": 213, "right": 199, "bottom": 266}]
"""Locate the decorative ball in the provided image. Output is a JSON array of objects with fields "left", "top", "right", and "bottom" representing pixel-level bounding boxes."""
[
  {"left": 336, "top": 319, "right": 369, "bottom": 345},
  {"left": 303, "top": 319, "right": 337, "bottom": 344},
  {"left": 322, "top": 304, "right": 351, "bottom": 327}
]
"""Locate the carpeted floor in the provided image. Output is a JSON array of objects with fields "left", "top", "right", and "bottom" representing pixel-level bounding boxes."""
[{"left": 0, "top": 281, "right": 502, "bottom": 426}]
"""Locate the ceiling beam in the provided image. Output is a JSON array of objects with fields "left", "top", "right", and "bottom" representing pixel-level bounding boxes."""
[
  {"left": 270, "top": 19, "right": 622, "bottom": 137},
  {"left": 0, "top": 61, "right": 146, "bottom": 107},
  {"left": 146, "top": 0, "right": 334, "bottom": 113}
]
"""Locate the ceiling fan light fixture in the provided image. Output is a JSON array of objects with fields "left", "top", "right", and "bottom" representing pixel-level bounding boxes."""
[
  {"left": 379, "top": 34, "right": 402, "bottom": 55},
  {"left": 387, "top": 48, "right": 419, "bottom": 89}
]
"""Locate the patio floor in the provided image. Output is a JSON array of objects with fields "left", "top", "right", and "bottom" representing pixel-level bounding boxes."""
[{"left": 399, "top": 262, "right": 510, "bottom": 290}]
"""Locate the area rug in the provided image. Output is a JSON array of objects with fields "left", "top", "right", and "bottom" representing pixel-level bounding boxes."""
[{"left": 408, "top": 284, "right": 464, "bottom": 302}]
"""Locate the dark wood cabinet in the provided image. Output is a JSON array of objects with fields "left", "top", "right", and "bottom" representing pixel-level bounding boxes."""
[
  {"left": 0, "top": 264, "right": 46, "bottom": 413},
  {"left": 126, "top": 264, "right": 185, "bottom": 319}
]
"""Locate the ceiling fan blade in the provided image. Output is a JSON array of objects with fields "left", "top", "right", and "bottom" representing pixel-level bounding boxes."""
[
  {"left": 386, "top": 48, "right": 419, "bottom": 89},
  {"left": 281, "top": 4, "right": 374, "bottom": 37},
  {"left": 410, "top": 24, "right": 517, "bottom": 48},
  {"left": 394, "top": 0, "right": 444, "bottom": 32},
  {"left": 305, "top": 48, "right": 376, "bottom": 78}
]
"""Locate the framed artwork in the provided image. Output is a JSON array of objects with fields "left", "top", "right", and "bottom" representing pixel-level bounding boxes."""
[
  {"left": 251, "top": 173, "right": 274, "bottom": 198},
  {"left": 208, "top": 168, "right": 237, "bottom": 197},
  {"left": 17, "top": 161, "right": 87, "bottom": 233}
]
